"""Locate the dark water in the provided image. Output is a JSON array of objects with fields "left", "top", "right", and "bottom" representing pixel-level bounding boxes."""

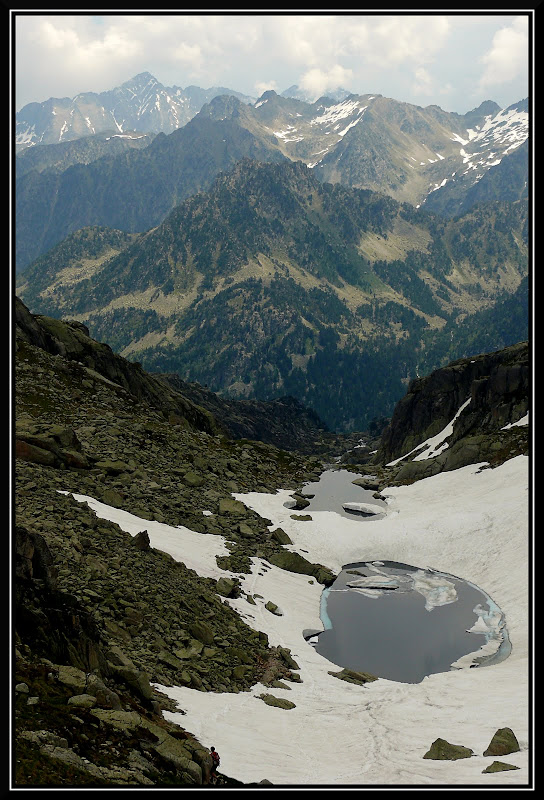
[
  {"left": 312, "top": 560, "right": 510, "bottom": 684},
  {"left": 289, "top": 469, "right": 387, "bottom": 520}
]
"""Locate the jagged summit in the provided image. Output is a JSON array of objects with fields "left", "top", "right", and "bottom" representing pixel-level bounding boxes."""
[{"left": 15, "top": 72, "right": 255, "bottom": 151}]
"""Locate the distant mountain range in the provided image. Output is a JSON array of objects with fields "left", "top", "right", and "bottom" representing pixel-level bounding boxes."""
[
  {"left": 17, "top": 159, "right": 528, "bottom": 431},
  {"left": 15, "top": 78, "right": 528, "bottom": 271},
  {"left": 15, "top": 71, "right": 256, "bottom": 151}
]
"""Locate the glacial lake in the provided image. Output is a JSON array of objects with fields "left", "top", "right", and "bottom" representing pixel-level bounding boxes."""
[
  {"left": 289, "top": 468, "right": 388, "bottom": 520},
  {"left": 309, "top": 560, "right": 511, "bottom": 684}
]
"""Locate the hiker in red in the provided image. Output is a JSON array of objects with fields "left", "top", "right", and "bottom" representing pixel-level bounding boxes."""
[{"left": 210, "top": 746, "right": 220, "bottom": 783}]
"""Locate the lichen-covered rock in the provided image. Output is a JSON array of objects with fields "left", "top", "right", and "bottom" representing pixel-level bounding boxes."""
[
  {"left": 267, "top": 550, "right": 335, "bottom": 586},
  {"left": 67, "top": 693, "right": 97, "bottom": 708},
  {"left": 482, "top": 761, "right": 520, "bottom": 773},
  {"left": 328, "top": 668, "right": 377, "bottom": 685},
  {"left": 218, "top": 497, "right": 247, "bottom": 515},
  {"left": 188, "top": 620, "right": 215, "bottom": 645},
  {"left": 216, "top": 577, "right": 237, "bottom": 597},
  {"left": 278, "top": 648, "right": 300, "bottom": 670},
  {"left": 270, "top": 527, "right": 292, "bottom": 545},
  {"left": 101, "top": 488, "right": 125, "bottom": 508},
  {"left": 423, "top": 738, "right": 474, "bottom": 760},
  {"left": 483, "top": 727, "right": 520, "bottom": 757},
  {"left": 258, "top": 693, "right": 296, "bottom": 710}
]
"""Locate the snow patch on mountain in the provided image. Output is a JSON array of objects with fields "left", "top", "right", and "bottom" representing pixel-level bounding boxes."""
[
  {"left": 310, "top": 98, "right": 368, "bottom": 129},
  {"left": 386, "top": 397, "right": 472, "bottom": 466}
]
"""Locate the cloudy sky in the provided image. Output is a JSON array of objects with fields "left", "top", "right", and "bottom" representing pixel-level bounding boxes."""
[{"left": 13, "top": 12, "right": 530, "bottom": 113}]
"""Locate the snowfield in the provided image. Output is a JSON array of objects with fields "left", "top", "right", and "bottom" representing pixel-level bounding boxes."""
[{"left": 65, "top": 454, "right": 530, "bottom": 786}]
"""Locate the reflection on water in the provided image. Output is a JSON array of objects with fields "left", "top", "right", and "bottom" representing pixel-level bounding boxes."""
[{"left": 311, "top": 560, "right": 511, "bottom": 684}]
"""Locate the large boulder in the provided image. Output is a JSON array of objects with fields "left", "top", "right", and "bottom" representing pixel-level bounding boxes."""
[
  {"left": 267, "top": 551, "right": 336, "bottom": 586},
  {"left": 483, "top": 727, "right": 520, "bottom": 757},
  {"left": 423, "top": 738, "right": 474, "bottom": 760},
  {"left": 258, "top": 693, "right": 296, "bottom": 710},
  {"left": 482, "top": 761, "right": 520, "bottom": 773}
]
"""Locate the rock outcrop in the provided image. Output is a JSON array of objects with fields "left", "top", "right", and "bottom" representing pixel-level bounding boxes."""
[
  {"left": 15, "top": 297, "right": 220, "bottom": 437},
  {"left": 375, "top": 341, "right": 529, "bottom": 483},
  {"left": 423, "top": 738, "right": 474, "bottom": 760}
]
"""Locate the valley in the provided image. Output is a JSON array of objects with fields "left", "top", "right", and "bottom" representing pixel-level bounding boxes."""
[
  {"left": 17, "top": 158, "right": 528, "bottom": 431},
  {"left": 13, "top": 50, "right": 531, "bottom": 789}
]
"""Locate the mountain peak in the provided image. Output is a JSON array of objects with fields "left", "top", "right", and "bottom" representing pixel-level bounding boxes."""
[
  {"left": 465, "top": 99, "right": 501, "bottom": 117},
  {"left": 126, "top": 71, "right": 158, "bottom": 84},
  {"left": 198, "top": 93, "right": 246, "bottom": 120}
]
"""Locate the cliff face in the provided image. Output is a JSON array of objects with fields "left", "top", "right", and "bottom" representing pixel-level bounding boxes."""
[{"left": 376, "top": 341, "right": 529, "bottom": 482}]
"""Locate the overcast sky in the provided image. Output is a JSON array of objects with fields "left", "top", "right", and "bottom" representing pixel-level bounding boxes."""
[{"left": 13, "top": 12, "right": 530, "bottom": 114}]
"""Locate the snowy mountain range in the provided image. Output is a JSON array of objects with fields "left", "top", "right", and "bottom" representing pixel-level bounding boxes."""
[
  {"left": 243, "top": 91, "right": 529, "bottom": 210},
  {"left": 15, "top": 71, "right": 256, "bottom": 151},
  {"left": 15, "top": 73, "right": 528, "bottom": 225}
]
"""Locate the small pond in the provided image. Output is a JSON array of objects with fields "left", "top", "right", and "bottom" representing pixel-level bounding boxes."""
[
  {"left": 286, "top": 468, "right": 387, "bottom": 520},
  {"left": 308, "top": 560, "right": 511, "bottom": 684}
]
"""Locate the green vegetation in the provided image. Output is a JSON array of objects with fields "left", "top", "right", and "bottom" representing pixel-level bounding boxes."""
[{"left": 18, "top": 160, "right": 529, "bottom": 432}]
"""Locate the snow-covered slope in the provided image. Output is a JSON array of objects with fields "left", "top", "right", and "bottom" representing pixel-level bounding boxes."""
[
  {"left": 421, "top": 99, "right": 529, "bottom": 215},
  {"left": 67, "top": 450, "right": 530, "bottom": 785}
]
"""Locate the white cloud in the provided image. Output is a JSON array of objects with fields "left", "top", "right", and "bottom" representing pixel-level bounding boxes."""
[
  {"left": 412, "top": 66, "right": 434, "bottom": 97},
  {"left": 14, "top": 13, "right": 530, "bottom": 113},
  {"left": 362, "top": 15, "right": 451, "bottom": 67},
  {"left": 478, "top": 16, "right": 528, "bottom": 90},
  {"left": 254, "top": 79, "right": 279, "bottom": 96},
  {"left": 299, "top": 65, "right": 354, "bottom": 100},
  {"left": 172, "top": 41, "right": 203, "bottom": 67}
]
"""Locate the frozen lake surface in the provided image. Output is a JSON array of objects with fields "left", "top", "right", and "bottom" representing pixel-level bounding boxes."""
[
  {"left": 312, "top": 559, "right": 511, "bottom": 684},
  {"left": 291, "top": 468, "right": 387, "bottom": 520}
]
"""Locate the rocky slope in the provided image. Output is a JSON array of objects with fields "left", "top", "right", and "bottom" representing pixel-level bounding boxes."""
[{"left": 15, "top": 299, "right": 345, "bottom": 786}]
